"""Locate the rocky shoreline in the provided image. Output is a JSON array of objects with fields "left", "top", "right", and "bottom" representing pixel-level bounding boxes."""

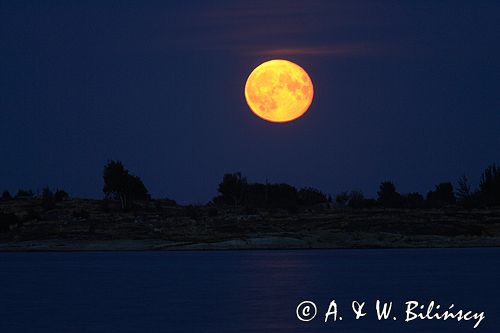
[
  {"left": 1, "top": 198, "right": 500, "bottom": 251},
  {"left": 1, "top": 235, "right": 499, "bottom": 252}
]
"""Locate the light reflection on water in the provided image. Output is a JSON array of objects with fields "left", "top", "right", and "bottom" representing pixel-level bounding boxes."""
[{"left": 0, "top": 248, "right": 498, "bottom": 332}]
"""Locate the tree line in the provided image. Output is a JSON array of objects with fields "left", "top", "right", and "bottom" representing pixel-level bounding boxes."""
[
  {"left": 337, "top": 165, "right": 500, "bottom": 209},
  {"left": 213, "top": 172, "right": 330, "bottom": 210},
  {"left": 1, "top": 161, "right": 500, "bottom": 211}
]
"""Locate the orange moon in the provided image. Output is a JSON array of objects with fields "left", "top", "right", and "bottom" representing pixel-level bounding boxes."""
[{"left": 244, "top": 59, "right": 314, "bottom": 123}]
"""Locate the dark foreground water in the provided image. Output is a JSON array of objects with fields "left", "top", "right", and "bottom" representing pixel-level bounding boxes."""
[{"left": 0, "top": 248, "right": 499, "bottom": 332}]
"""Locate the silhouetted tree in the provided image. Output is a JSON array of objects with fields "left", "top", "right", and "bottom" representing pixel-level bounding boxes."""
[
  {"left": 103, "top": 160, "right": 150, "bottom": 210},
  {"left": 377, "top": 181, "right": 402, "bottom": 208},
  {"left": 244, "top": 182, "right": 299, "bottom": 209},
  {"left": 54, "top": 189, "right": 69, "bottom": 201},
  {"left": 402, "top": 192, "right": 425, "bottom": 208},
  {"left": 162, "top": 198, "right": 178, "bottom": 207},
  {"left": 266, "top": 183, "right": 298, "bottom": 209},
  {"left": 479, "top": 164, "right": 500, "bottom": 205},
  {"left": 184, "top": 205, "right": 201, "bottom": 219},
  {"left": 243, "top": 183, "right": 267, "bottom": 207},
  {"left": 456, "top": 175, "right": 472, "bottom": 203},
  {"left": 1, "top": 191, "right": 12, "bottom": 201},
  {"left": 103, "top": 161, "right": 128, "bottom": 201},
  {"left": 427, "top": 182, "right": 456, "bottom": 207},
  {"left": 335, "top": 191, "right": 350, "bottom": 207},
  {"left": 126, "top": 175, "right": 150, "bottom": 200},
  {"left": 41, "top": 187, "right": 56, "bottom": 211},
  {"left": 217, "top": 172, "right": 247, "bottom": 206},
  {"left": 15, "top": 189, "right": 33, "bottom": 199},
  {"left": 216, "top": 173, "right": 308, "bottom": 209},
  {"left": 348, "top": 191, "right": 366, "bottom": 208},
  {"left": 298, "top": 187, "right": 329, "bottom": 206}
]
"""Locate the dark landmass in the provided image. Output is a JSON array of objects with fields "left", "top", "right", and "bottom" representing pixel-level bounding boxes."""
[{"left": 1, "top": 198, "right": 499, "bottom": 251}]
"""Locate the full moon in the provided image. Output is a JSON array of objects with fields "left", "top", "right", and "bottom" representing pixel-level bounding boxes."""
[{"left": 244, "top": 59, "right": 314, "bottom": 123}]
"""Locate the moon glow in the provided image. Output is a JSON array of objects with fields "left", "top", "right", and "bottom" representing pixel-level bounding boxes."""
[{"left": 244, "top": 59, "right": 314, "bottom": 123}]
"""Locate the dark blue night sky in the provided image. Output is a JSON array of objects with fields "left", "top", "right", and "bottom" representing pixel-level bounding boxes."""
[{"left": 1, "top": 0, "right": 499, "bottom": 203}]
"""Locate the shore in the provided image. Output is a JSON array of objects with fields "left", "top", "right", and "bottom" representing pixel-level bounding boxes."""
[
  {"left": 1, "top": 236, "right": 500, "bottom": 252},
  {"left": 1, "top": 198, "right": 500, "bottom": 251}
]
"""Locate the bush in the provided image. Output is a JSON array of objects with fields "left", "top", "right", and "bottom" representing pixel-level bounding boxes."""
[
  {"left": 184, "top": 205, "right": 200, "bottom": 219},
  {"left": 426, "top": 182, "right": 456, "bottom": 208},
  {"left": 298, "top": 187, "right": 329, "bottom": 206},
  {"left": 243, "top": 183, "right": 267, "bottom": 207},
  {"left": 402, "top": 192, "right": 425, "bottom": 208},
  {"left": 348, "top": 191, "right": 366, "bottom": 208},
  {"left": 265, "top": 183, "right": 298, "bottom": 209},
  {"left": 479, "top": 164, "right": 500, "bottom": 206},
  {"left": 41, "top": 187, "right": 56, "bottom": 211},
  {"left": 335, "top": 192, "right": 350, "bottom": 207},
  {"left": 1, "top": 191, "right": 12, "bottom": 201},
  {"left": 15, "top": 189, "right": 34, "bottom": 199},
  {"left": 455, "top": 175, "right": 477, "bottom": 208},
  {"left": 54, "top": 189, "right": 69, "bottom": 201},
  {"left": 163, "top": 198, "right": 177, "bottom": 207}
]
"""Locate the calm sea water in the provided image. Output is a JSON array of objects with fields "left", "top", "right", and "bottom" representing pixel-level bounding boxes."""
[{"left": 0, "top": 248, "right": 498, "bottom": 332}]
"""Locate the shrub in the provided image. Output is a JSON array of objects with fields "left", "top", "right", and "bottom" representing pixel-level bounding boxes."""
[
  {"left": 455, "top": 175, "right": 477, "bottom": 208},
  {"left": 163, "top": 198, "right": 177, "bottom": 207},
  {"left": 265, "top": 183, "right": 298, "bottom": 209},
  {"left": 1, "top": 191, "right": 12, "bottom": 201},
  {"left": 41, "top": 187, "right": 56, "bottom": 211},
  {"left": 15, "top": 189, "right": 34, "bottom": 199},
  {"left": 243, "top": 183, "right": 267, "bottom": 207},
  {"left": 54, "top": 189, "right": 69, "bottom": 201},
  {"left": 479, "top": 164, "right": 500, "bottom": 206},
  {"left": 298, "top": 187, "right": 329, "bottom": 206},
  {"left": 348, "top": 191, "right": 366, "bottom": 208},
  {"left": 402, "top": 192, "right": 425, "bottom": 208},
  {"left": 427, "top": 182, "right": 456, "bottom": 207},
  {"left": 184, "top": 205, "right": 200, "bottom": 219},
  {"left": 335, "top": 192, "right": 350, "bottom": 207}
]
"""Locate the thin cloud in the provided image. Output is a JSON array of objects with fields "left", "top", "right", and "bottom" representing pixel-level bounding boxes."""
[
  {"left": 196, "top": 43, "right": 381, "bottom": 58},
  {"left": 167, "top": 1, "right": 385, "bottom": 58},
  {"left": 252, "top": 44, "right": 372, "bottom": 57}
]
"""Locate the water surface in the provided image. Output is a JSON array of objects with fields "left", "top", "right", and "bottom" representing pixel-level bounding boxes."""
[{"left": 0, "top": 248, "right": 498, "bottom": 332}]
